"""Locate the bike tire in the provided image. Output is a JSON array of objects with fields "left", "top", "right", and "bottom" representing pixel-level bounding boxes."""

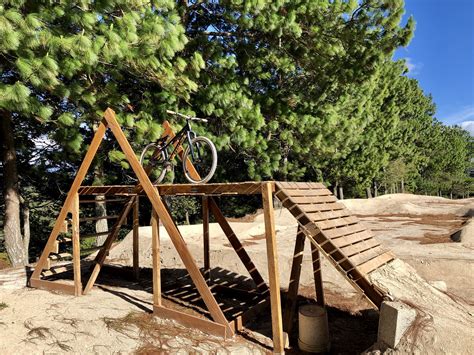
[
  {"left": 139, "top": 143, "right": 168, "bottom": 184},
  {"left": 182, "top": 136, "right": 217, "bottom": 184}
]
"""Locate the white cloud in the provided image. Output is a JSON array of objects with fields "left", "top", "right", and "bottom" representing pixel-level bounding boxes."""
[
  {"left": 460, "top": 121, "right": 474, "bottom": 136},
  {"left": 404, "top": 57, "right": 423, "bottom": 75},
  {"left": 444, "top": 105, "right": 474, "bottom": 125}
]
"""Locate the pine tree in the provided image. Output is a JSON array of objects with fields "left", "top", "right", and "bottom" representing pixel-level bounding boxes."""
[{"left": 0, "top": 0, "right": 203, "bottom": 265}]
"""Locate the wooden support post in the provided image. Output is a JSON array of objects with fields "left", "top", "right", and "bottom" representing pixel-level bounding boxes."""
[
  {"left": 283, "top": 226, "right": 305, "bottom": 334},
  {"left": 133, "top": 196, "right": 140, "bottom": 280},
  {"left": 152, "top": 208, "right": 161, "bottom": 306},
  {"left": 71, "top": 192, "right": 82, "bottom": 296},
  {"left": 262, "top": 182, "right": 285, "bottom": 354},
  {"left": 311, "top": 243, "right": 325, "bottom": 306},
  {"left": 202, "top": 196, "right": 210, "bottom": 282}
]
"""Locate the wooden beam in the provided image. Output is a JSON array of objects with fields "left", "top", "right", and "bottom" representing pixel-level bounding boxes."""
[
  {"left": 283, "top": 226, "right": 305, "bottom": 335},
  {"left": 104, "top": 108, "right": 233, "bottom": 336},
  {"left": 311, "top": 242, "right": 325, "bottom": 306},
  {"left": 77, "top": 182, "right": 268, "bottom": 197},
  {"left": 31, "top": 119, "right": 108, "bottom": 280},
  {"left": 133, "top": 195, "right": 140, "bottom": 280},
  {"left": 153, "top": 305, "right": 227, "bottom": 339},
  {"left": 152, "top": 209, "right": 161, "bottom": 306},
  {"left": 262, "top": 182, "right": 285, "bottom": 354},
  {"left": 209, "top": 197, "right": 268, "bottom": 294},
  {"left": 202, "top": 196, "right": 210, "bottom": 282},
  {"left": 30, "top": 278, "right": 76, "bottom": 295},
  {"left": 71, "top": 193, "right": 82, "bottom": 296}
]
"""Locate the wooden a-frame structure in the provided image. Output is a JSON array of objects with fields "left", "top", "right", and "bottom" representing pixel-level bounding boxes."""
[{"left": 31, "top": 108, "right": 396, "bottom": 354}]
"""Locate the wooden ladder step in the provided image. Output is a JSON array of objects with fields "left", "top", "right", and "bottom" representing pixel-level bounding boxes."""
[
  {"left": 79, "top": 215, "right": 120, "bottom": 222},
  {"left": 48, "top": 252, "right": 73, "bottom": 261},
  {"left": 41, "top": 263, "right": 74, "bottom": 277},
  {"left": 81, "top": 230, "right": 110, "bottom": 239}
]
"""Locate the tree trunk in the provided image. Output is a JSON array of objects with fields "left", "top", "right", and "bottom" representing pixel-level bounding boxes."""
[
  {"left": 92, "top": 122, "right": 109, "bottom": 246},
  {"left": 1, "top": 110, "right": 27, "bottom": 266},
  {"left": 22, "top": 200, "right": 30, "bottom": 263},
  {"left": 338, "top": 186, "right": 344, "bottom": 200},
  {"left": 401, "top": 178, "right": 405, "bottom": 193},
  {"left": 373, "top": 181, "right": 378, "bottom": 197},
  {"left": 366, "top": 187, "right": 372, "bottom": 199}
]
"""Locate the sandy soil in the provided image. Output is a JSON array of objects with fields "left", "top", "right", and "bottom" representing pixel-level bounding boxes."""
[{"left": 0, "top": 193, "right": 473, "bottom": 354}]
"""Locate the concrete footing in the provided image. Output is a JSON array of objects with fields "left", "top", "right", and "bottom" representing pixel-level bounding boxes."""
[{"left": 377, "top": 301, "right": 416, "bottom": 349}]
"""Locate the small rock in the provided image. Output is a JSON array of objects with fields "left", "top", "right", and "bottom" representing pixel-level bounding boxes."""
[{"left": 429, "top": 281, "right": 448, "bottom": 292}]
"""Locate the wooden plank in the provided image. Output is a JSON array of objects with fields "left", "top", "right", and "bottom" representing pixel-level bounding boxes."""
[
  {"left": 81, "top": 230, "right": 110, "bottom": 239},
  {"left": 153, "top": 305, "right": 227, "bottom": 339},
  {"left": 104, "top": 108, "right": 233, "bottom": 336},
  {"left": 311, "top": 243, "right": 325, "bottom": 307},
  {"left": 316, "top": 216, "right": 359, "bottom": 230},
  {"left": 79, "top": 198, "right": 128, "bottom": 203},
  {"left": 357, "top": 252, "right": 395, "bottom": 275},
  {"left": 289, "top": 195, "right": 338, "bottom": 204},
  {"left": 278, "top": 182, "right": 326, "bottom": 190},
  {"left": 31, "top": 119, "right": 108, "bottom": 280},
  {"left": 275, "top": 188, "right": 333, "bottom": 197},
  {"left": 152, "top": 209, "right": 161, "bottom": 306},
  {"left": 71, "top": 193, "right": 82, "bottom": 296},
  {"left": 48, "top": 252, "right": 72, "bottom": 261},
  {"left": 202, "top": 196, "right": 210, "bottom": 282},
  {"left": 331, "top": 230, "right": 374, "bottom": 248},
  {"left": 79, "top": 215, "right": 119, "bottom": 222},
  {"left": 283, "top": 227, "right": 305, "bottom": 335},
  {"left": 30, "top": 278, "right": 76, "bottom": 295},
  {"left": 133, "top": 196, "right": 140, "bottom": 280},
  {"left": 262, "top": 182, "right": 285, "bottom": 354},
  {"left": 209, "top": 197, "right": 268, "bottom": 294},
  {"left": 41, "top": 264, "right": 73, "bottom": 277},
  {"left": 78, "top": 182, "right": 268, "bottom": 196},
  {"left": 324, "top": 224, "right": 366, "bottom": 239},
  {"left": 306, "top": 209, "right": 352, "bottom": 221},
  {"left": 340, "top": 238, "right": 380, "bottom": 257},
  {"left": 299, "top": 202, "right": 346, "bottom": 213},
  {"left": 349, "top": 246, "right": 386, "bottom": 266}
]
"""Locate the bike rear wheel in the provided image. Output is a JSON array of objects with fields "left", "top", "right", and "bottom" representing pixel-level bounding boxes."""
[
  {"left": 139, "top": 143, "right": 168, "bottom": 184},
  {"left": 182, "top": 136, "right": 217, "bottom": 184}
]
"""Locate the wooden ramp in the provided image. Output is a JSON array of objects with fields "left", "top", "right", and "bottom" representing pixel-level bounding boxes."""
[{"left": 275, "top": 182, "right": 394, "bottom": 307}]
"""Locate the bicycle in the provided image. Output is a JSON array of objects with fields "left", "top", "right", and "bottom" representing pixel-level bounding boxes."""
[{"left": 139, "top": 110, "right": 217, "bottom": 184}]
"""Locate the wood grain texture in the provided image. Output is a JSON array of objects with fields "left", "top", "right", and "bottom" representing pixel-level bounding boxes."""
[{"left": 262, "top": 182, "right": 285, "bottom": 354}]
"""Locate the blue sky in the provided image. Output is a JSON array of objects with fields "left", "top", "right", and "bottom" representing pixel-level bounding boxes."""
[{"left": 394, "top": 0, "right": 474, "bottom": 135}]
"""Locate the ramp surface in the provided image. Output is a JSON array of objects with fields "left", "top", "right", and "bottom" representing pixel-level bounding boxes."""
[{"left": 275, "top": 182, "right": 394, "bottom": 307}]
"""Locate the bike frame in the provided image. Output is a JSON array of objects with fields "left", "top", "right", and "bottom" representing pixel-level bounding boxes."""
[{"left": 155, "top": 120, "right": 198, "bottom": 162}]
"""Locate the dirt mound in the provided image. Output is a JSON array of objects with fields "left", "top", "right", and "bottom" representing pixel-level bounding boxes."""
[
  {"left": 342, "top": 194, "right": 473, "bottom": 216},
  {"left": 450, "top": 218, "right": 474, "bottom": 246},
  {"left": 369, "top": 259, "right": 474, "bottom": 353}
]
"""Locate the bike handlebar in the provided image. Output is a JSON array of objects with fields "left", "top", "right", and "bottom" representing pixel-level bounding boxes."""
[{"left": 166, "top": 110, "right": 208, "bottom": 123}]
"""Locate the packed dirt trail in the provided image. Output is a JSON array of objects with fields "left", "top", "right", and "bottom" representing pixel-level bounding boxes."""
[{"left": 0, "top": 193, "right": 473, "bottom": 353}]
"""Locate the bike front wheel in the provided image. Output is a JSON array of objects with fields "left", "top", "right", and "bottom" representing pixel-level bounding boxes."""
[
  {"left": 182, "top": 136, "right": 217, "bottom": 184},
  {"left": 139, "top": 143, "right": 169, "bottom": 184}
]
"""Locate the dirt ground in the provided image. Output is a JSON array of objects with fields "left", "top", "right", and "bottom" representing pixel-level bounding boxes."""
[{"left": 0, "top": 193, "right": 473, "bottom": 354}]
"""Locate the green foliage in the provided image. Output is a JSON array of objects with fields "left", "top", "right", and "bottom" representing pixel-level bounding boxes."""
[{"left": 1, "top": 0, "right": 473, "bottom": 267}]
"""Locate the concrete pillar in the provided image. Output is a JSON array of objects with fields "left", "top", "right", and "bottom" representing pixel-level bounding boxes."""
[{"left": 378, "top": 301, "right": 416, "bottom": 349}]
